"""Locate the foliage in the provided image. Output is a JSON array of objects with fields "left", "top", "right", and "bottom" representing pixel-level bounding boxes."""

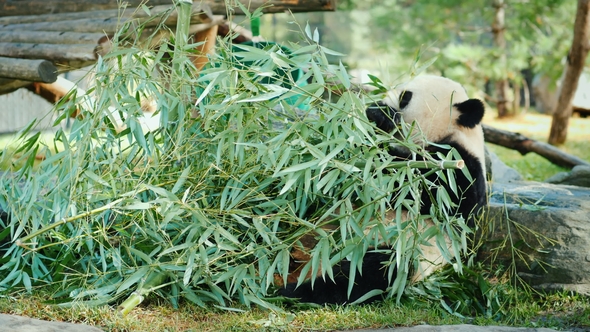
[
  {"left": 363, "top": 0, "right": 576, "bottom": 90},
  {"left": 0, "top": 13, "right": 470, "bottom": 312}
]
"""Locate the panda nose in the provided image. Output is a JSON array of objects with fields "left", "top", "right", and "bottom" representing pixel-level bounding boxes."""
[{"left": 366, "top": 102, "right": 400, "bottom": 133}]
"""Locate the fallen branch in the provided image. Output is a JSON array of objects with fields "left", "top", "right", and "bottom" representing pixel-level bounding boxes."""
[{"left": 482, "top": 124, "right": 590, "bottom": 169}]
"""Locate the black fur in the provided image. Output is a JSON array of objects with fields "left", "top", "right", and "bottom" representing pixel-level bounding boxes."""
[
  {"left": 365, "top": 102, "right": 400, "bottom": 133},
  {"left": 456, "top": 99, "right": 486, "bottom": 129},
  {"left": 278, "top": 252, "right": 393, "bottom": 305},
  {"left": 399, "top": 90, "right": 413, "bottom": 109},
  {"left": 280, "top": 86, "right": 486, "bottom": 305}
]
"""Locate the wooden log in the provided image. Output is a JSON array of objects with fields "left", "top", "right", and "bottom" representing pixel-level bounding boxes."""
[
  {"left": 0, "top": 57, "right": 57, "bottom": 83},
  {"left": 0, "top": 11, "right": 211, "bottom": 34},
  {"left": 0, "top": 31, "right": 107, "bottom": 44},
  {"left": 0, "top": 78, "right": 32, "bottom": 95},
  {"left": 0, "top": 0, "right": 336, "bottom": 17},
  {"left": 482, "top": 124, "right": 590, "bottom": 169},
  {"left": 0, "top": 3, "right": 210, "bottom": 25},
  {"left": 0, "top": 43, "right": 99, "bottom": 62}
]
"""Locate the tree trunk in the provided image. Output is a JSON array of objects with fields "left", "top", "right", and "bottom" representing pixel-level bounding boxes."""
[
  {"left": 491, "top": 0, "right": 511, "bottom": 118},
  {"left": 0, "top": 0, "right": 336, "bottom": 17},
  {"left": 548, "top": 0, "right": 590, "bottom": 145}
]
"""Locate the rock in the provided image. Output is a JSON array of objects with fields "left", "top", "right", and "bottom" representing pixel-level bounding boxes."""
[
  {"left": 348, "top": 324, "right": 557, "bottom": 331},
  {"left": 487, "top": 149, "right": 523, "bottom": 183},
  {"left": 0, "top": 314, "right": 102, "bottom": 332},
  {"left": 545, "top": 165, "right": 590, "bottom": 188},
  {"left": 481, "top": 181, "right": 590, "bottom": 295}
]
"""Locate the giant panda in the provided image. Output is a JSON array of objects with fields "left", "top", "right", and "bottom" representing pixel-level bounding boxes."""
[{"left": 279, "top": 74, "right": 487, "bottom": 305}]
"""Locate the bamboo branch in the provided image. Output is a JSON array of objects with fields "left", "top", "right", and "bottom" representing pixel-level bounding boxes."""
[
  {"left": 16, "top": 196, "right": 128, "bottom": 246},
  {"left": 355, "top": 159, "right": 465, "bottom": 171},
  {"left": 0, "top": 57, "right": 57, "bottom": 82}
]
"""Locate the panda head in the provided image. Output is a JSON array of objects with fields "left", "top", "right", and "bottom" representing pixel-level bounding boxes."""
[{"left": 366, "top": 74, "right": 486, "bottom": 175}]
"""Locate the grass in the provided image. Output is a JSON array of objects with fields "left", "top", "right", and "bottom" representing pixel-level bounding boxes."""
[
  {"left": 0, "top": 287, "right": 588, "bottom": 331},
  {"left": 483, "top": 112, "right": 590, "bottom": 181}
]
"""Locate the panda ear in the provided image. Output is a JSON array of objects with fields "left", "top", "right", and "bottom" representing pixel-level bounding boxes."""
[{"left": 455, "top": 98, "right": 485, "bottom": 128}]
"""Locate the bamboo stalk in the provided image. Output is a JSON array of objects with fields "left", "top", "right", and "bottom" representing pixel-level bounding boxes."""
[
  {"left": 118, "top": 271, "right": 168, "bottom": 316},
  {"left": 0, "top": 57, "right": 57, "bottom": 82},
  {"left": 16, "top": 196, "right": 127, "bottom": 246},
  {"left": 356, "top": 159, "right": 465, "bottom": 171}
]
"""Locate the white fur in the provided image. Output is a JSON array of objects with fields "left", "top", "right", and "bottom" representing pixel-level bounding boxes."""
[{"left": 384, "top": 75, "right": 486, "bottom": 176}]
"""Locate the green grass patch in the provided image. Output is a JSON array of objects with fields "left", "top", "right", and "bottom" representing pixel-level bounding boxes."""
[{"left": 1, "top": 287, "right": 588, "bottom": 331}]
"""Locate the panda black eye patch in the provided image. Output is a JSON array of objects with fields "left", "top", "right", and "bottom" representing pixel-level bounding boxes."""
[{"left": 399, "top": 90, "right": 413, "bottom": 109}]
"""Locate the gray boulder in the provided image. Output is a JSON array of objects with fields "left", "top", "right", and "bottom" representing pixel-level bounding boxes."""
[
  {"left": 0, "top": 314, "right": 103, "bottom": 332},
  {"left": 481, "top": 181, "right": 590, "bottom": 295},
  {"left": 486, "top": 149, "right": 523, "bottom": 183},
  {"left": 545, "top": 165, "right": 590, "bottom": 188}
]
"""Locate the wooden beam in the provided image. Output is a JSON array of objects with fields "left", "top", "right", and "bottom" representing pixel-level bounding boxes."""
[
  {"left": 0, "top": 3, "right": 210, "bottom": 25},
  {"left": 0, "top": 9, "right": 211, "bottom": 34},
  {"left": 0, "top": 78, "right": 32, "bottom": 95},
  {"left": 0, "top": 31, "right": 107, "bottom": 45},
  {"left": 0, "top": 0, "right": 336, "bottom": 17},
  {"left": 0, "top": 57, "right": 57, "bottom": 83},
  {"left": 0, "top": 43, "right": 100, "bottom": 62}
]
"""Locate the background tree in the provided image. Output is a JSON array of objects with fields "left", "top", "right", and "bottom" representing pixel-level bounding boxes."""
[
  {"left": 548, "top": 0, "right": 590, "bottom": 145},
  {"left": 366, "top": 0, "right": 575, "bottom": 117},
  {"left": 262, "top": 0, "right": 577, "bottom": 119}
]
